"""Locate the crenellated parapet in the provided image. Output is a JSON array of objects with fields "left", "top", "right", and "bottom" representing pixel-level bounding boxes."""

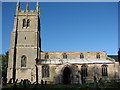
[
  {"left": 15, "top": 1, "right": 40, "bottom": 16},
  {"left": 14, "top": 9, "right": 40, "bottom": 16}
]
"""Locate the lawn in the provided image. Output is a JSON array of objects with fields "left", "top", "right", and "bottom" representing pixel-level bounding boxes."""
[{"left": 2, "top": 82, "right": 120, "bottom": 90}]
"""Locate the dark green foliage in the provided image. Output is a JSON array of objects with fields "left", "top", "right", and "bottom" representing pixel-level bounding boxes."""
[
  {"left": 0, "top": 51, "right": 9, "bottom": 84},
  {"left": 2, "top": 82, "right": 120, "bottom": 89},
  {"left": 103, "top": 81, "right": 120, "bottom": 88}
]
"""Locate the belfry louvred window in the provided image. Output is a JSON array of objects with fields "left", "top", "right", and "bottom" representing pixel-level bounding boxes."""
[
  {"left": 23, "top": 19, "right": 30, "bottom": 28},
  {"left": 23, "top": 19, "right": 26, "bottom": 27},
  {"left": 27, "top": 19, "right": 30, "bottom": 27}
]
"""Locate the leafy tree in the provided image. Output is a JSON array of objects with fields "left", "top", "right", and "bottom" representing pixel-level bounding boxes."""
[{"left": 0, "top": 51, "right": 9, "bottom": 84}]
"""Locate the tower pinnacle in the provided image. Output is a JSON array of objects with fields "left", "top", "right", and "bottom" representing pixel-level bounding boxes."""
[
  {"left": 36, "top": 0, "right": 39, "bottom": 13},
  {"left": 26, "top": 2, "right": 29, "bottom": 12},
  {"left": 16, "top": 0, "right": 20, "bottom": 14}
]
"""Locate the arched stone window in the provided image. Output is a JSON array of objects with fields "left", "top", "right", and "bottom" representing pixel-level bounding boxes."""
[
  {"left": 27, "top": 19, "right": 30, "bottom": 27},
  {"left": 44, "top": 53, "right": 49, "bottom": 59},
  {"left": 102, "top": 65, "right": 108, "bottom": 76},
  {"left": 23, "top": 19, "right": 30, "bottom": 28},
  {"left": 63, "top": 53, "right": 67, "bottom": 59},
  {"left": 42, "top": 65, "right": 49, "bottom": 77},
  {"left": 23, "top": 19, "right": 26, "bottom": 27},
  {"left": 80, "top": 53, "right": 84, "bottom": 59},
  {"left": 81, "top": 65, "right": 88, "bottom": 77},
  {"left": 96, "top": 53, "right": 100, "bottom": 59},
  {"left": 21, "top": 55, "right": 27, "bottom": 67}
]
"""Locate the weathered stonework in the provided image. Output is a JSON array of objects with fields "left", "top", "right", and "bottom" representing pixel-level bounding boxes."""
[
  {"left": 7, "top": 2, "right": 120, "bottom": 84},
  {"left": 37, "top": 52, "right": 119, "bottom": 84}
]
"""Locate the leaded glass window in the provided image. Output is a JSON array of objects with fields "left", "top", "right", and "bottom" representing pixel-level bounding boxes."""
[
  {"left": 80, "top": 53, "right": 84, "bottom": 59},
  {"left": 102, "top": 65, "right": 108, "bottom": 76},
  {"left": 44, "top": 53, "right": 49, "bottom": 59},
  {"left": 81, "top": 65, "right": 88, "bottom": 77},
  {"left": 42, "top": 65, "right": 49, "bottom": 77},
  {"left": 96, "top": 53, "right": 100, "bottom": 59},
  {"left": 63, "top": 53, "right": 67, "bottom": 59}
]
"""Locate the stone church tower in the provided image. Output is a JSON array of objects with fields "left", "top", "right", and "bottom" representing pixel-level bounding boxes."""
[
  {"left": 7, "top": 1, "right": 120, "bottom": 84},
  {"left": 7, "top": 2, "right": 41, "bottom": 83}
]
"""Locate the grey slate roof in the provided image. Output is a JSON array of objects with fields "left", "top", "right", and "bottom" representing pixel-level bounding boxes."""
[{"left": 108, "top": 55, "right": 119, "bottom": 62}]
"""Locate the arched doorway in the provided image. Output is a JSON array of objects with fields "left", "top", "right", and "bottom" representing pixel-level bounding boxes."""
[{"left": 63, "top": 67, "right": 71, "bottom": 84}]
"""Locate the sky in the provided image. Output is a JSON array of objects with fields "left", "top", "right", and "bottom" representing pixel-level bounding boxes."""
[{"left": 2, "top": 2, "right": 118, "bottom": 55}]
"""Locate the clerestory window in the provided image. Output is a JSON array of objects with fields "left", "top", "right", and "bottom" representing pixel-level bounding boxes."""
[
  {"left": 80, "top": 53, "right": 84, "bottom": 59},
  {"left": 96, "top": 53, "right": 100, "bottom": 59},
  {"left": 44, "top": 53, "right": 49, "bottom": 59},
  {"left": 63, "top": 53, "right": 67, "bottom": 59}
]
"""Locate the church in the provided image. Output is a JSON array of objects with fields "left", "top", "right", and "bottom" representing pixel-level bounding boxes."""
[{"left": 7, "top": 2, "right": 120, "bottom": 84}]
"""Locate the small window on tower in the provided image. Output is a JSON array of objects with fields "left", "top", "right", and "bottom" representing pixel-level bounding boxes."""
[
  {"left": 23, "top": 19, "right": 26, "bottom": 27},
  {"left": 27, "top": 19, "right": 30, "bottom": 27},
  {"left": 23, "top": 19, "right": 30, "bottom": 28},
  {"left": 25, "top": 37, "right": 26, "bottom": 40},
  {"left": 21, "top": 55, "right": 27, "bottom": 67}
]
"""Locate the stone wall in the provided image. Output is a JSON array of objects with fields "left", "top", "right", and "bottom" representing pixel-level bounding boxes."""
[
  {"left": 38, "top": 62, "right": 118, "bottom": 84},
  {"left": 40, "top": 51, "right": 107, "bottom": 60}
]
